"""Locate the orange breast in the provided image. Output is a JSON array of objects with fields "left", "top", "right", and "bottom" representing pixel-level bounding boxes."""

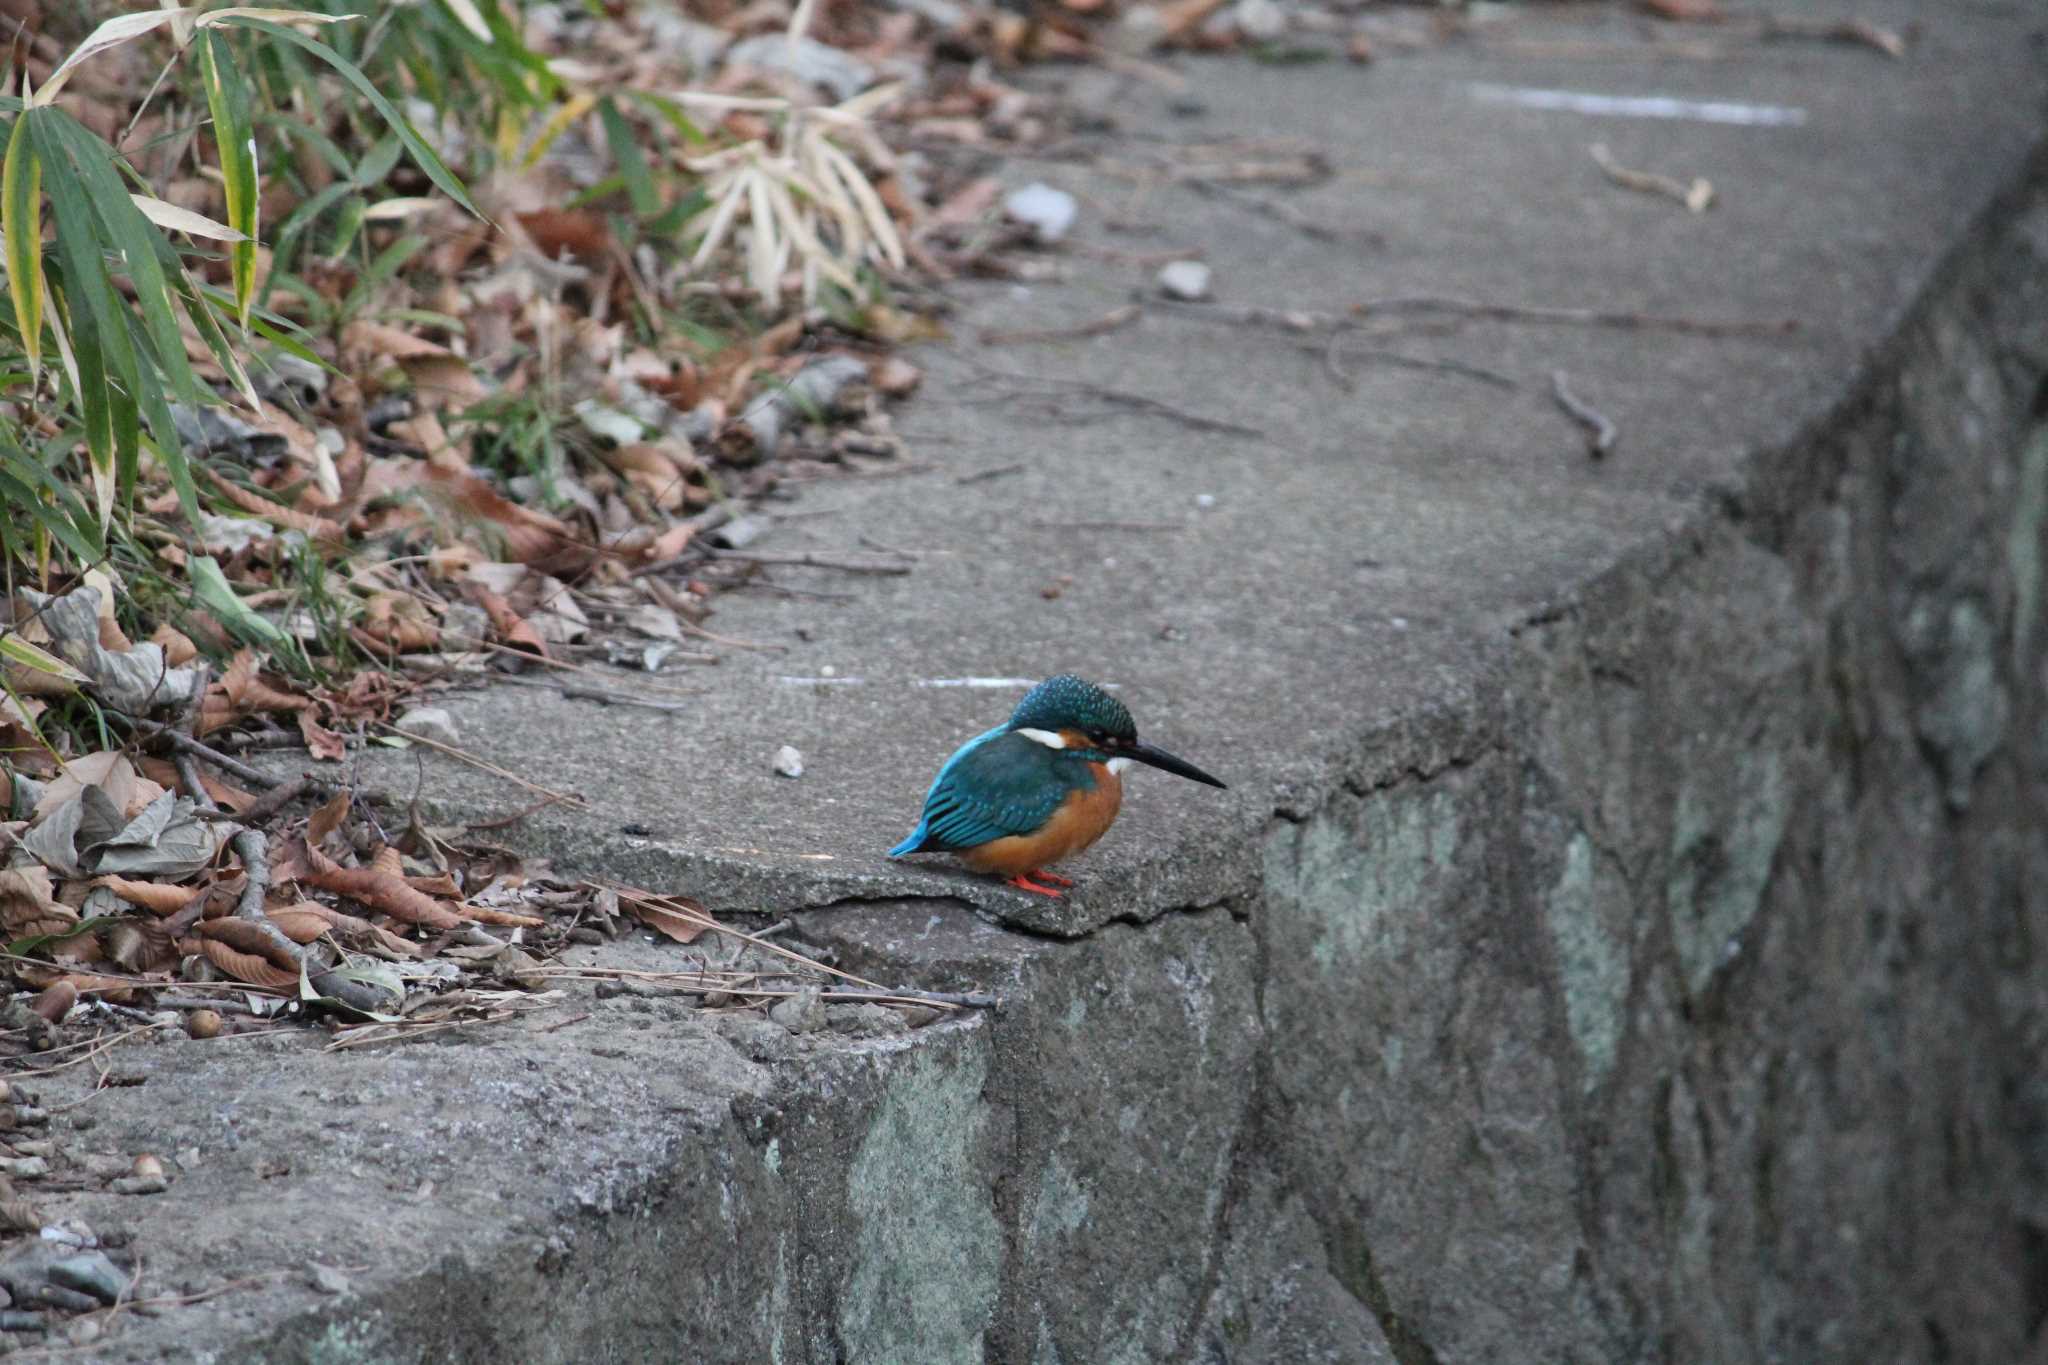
[{"left": 961, "top": 763, "right": 1124, "bottom": 876}]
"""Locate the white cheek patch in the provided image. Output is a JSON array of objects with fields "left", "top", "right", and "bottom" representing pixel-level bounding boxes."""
[
  {"left": 1017, "top": 728, "right": 1067, "bottom": 749},
  {"left": 1106, "top": 757, "right": 1133, "bottom": 775}
]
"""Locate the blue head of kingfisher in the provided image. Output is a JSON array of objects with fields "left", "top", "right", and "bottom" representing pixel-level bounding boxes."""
[{"left": 887, "top": 675, "right": 1227, "bottom": 897}]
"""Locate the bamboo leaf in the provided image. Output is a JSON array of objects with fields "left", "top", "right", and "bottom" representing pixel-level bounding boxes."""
[
  {"left": 436, "top": 0, "right": 495, "bottom": 44},
  {"left": 2, "top": 111, "right": 43, "bottom": 384},
  {"left": 190, "top": 556, "right": 288, "bottom": 647},
  {"left": 197, "top": 30, "right": 259, "bottom": 325},
  {"left": 34, "top": 11, "right": 185, "bottom": 107},
  {"left": 220, "top": 17, "right": 481, "bottom": 220},
  {"left": 0, "top": 634, "right": 88, "bottom": 688},
  {"left": 525, "top": 91, "right": 597, "bottom": 170},
  {"left": 598, "top": 97, "right": 658, "bottom": 218},
  {"left": 128, "top": 194, "right": 247, "bottom": 242}
]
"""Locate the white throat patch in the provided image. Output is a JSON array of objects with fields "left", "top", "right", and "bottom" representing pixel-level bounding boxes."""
[
  {"left": 1017, "top": 728, "right": 1067, "bottom": 749},
  {"left": 1106, "top": 756, "right": 1134, "bottom": 774}
]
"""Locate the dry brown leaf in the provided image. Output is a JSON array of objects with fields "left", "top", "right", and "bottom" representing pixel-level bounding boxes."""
[
  {"left": 870, "top": 356, "right": 922, "bottom": 397},
  {"left": 401, "top": 353, "right": 490, "bottom": 414},
  {"left": 0, "top": 867, "right": 76, "bottom": 939},
  {"left": 35, "top": 752, "right": 148, "bottom": 822},
  {"left": 198, "top": 938, "right": 299, "bottom": 990},
  {"left": 298, "top": 843, "right": 463, "bottom": 929},
  {"left": 403, "top": 870, "right": 460, "bottom": 898},
  {"left": 626, "top": 894, "right": 712, "bottom": 945},
  {"left": 370, "top": 845, "right": 404, "bottom": 881},
  {"left": 271, "top": 899, "right": 420, "bottom": 958},
  {"left": 265, "top": 907, "right": 332, "bottom": 944},
  {"left": 297, "top": 711, "right": 348, "bottom": 762},
  {"left": 343, "top": 319, "right": 451, "bottom": 364},
  {"left": 208, "top": 468, "right": 345, "bottom": 542},
  {"left": 416, "top": 465, "right": 589, "bottom": 572},
  {"left": 29, "top": 980, "right": 75, "bottom": 1023},
  {"left": 306, "top": 788, "right": 352, "bottom": 846},
  {"left": 1640, "top": 0, "right": 1722, "bottom": 18},
  {"left": 515, "top": 207, "right": 613, "bottom": 263},
  {"left": 192, "top": 771, "right": 257, "bottom": 812},
  {"left": 196, "top": 916, "right": 303, "bottom": 983},
  {"left": 457, "top": 904, "right": 546, "bottom": 929},
  {"left": 473, "top": 587, "right": 548, "bottom": 658},
  {"left": 356, "top": 593, "right": 440, "bottom": 653},
  {"left": 387, "top": 410, "right": 463, "bottom": 466},
  {"left": 205, "top": 651, "right": 313, "bottom": 740},
  {"left": 929, "top": 175, "right": 1002, "bottom": 227},
  {"left": 640, "top": 520, "right": 700, "bottom": 564},
  {"left": 94, "top": 876, "right": 202, "bottom": 917},
  {"left": 604, "top": 443, "right": 695, "bottom": 513}
]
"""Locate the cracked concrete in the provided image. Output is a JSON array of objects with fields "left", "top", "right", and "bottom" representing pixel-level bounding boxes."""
[{"left": 29, "top": 4, "right": 2048, "bottom": 1361}]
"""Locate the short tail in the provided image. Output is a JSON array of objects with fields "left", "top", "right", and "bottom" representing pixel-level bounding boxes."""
[{"left": 888, "top": 825, "right": 930, "bottom": 859}]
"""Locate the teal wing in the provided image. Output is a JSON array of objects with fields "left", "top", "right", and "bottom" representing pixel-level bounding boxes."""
[{"left": 890, "top": 729, "right": 1081, "bottom": 856}]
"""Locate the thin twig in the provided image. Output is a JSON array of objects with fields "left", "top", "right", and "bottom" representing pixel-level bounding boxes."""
[
  {"left": 461, "top": 792, "right": 574, "bottom": 832},
  {"left": 1353, "top": 294, "right": 1796, "bottom": 337},
  {"left": 4, "top": 1026, "right": 154, "bottom": 1079},
  {"left": 123, "top": 720, "right": 285, "bottom": 792},
  {"left": 1756, "top": 14, "right": 1906, "bottom": 58},
  {"left": 1185, "top": 180, "right": 1381, "bottom": 246},
  {"left": 979, "top": 303, "right": 1142, "bottom": 347},
  {"left": 1551, "top": 370, "right": 1618, "bottom": 458},
  {"left": 705, "top": 549, "right": 913, "bottom": 575},
  {"left": 370, "top": 724, "right": 590, "bottom": 810},
  {"left": 955, "top": 462, "right": 1026, "bottom": 485},
  {"left": 493, "top": 674, "right": 701, "bottom": 713},
  {"left": 437, "top": 636, "right": 714, "bottom": 696},
  {"left": 959, "top": 359, "right": 1264, "bottom": 439},
  {"left": 591, "top": 883, "right": 900, "bottom": 996},
  {"left": 1028, "top": 519, "right": 1186, "bottom": 532},
  {"left": 1589, "top": 143, "right": 1714, "bottom": 213},
  {"left": 1316, "top": 335, "right": 1520, "bottom": 391},
  {"left": 813, "top": 985, "right": 998, "bottom": 1009}
]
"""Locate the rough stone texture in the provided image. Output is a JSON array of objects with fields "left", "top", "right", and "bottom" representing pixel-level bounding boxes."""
[{"left": 34, "top": 7, "right": 2048, "bottom": 1361}]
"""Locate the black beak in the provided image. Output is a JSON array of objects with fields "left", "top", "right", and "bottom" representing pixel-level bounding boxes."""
[{"left": 1125, "top": 739, "right": 1228, "bottom": 789}]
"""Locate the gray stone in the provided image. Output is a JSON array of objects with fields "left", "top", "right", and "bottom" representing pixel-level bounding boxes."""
[
  {"left": 725, "top": 35, "right": 874, "bottom": 102},
  {"left": 393, "top": 707, "right": 461, "bottom": 747},
  {"left": 768, "top": 988, "right": 827, "bottom": 1035},
  {"left": 826, "top": 1003, "right": 903, "bottom": 1037},
  {"left": 47, "top": 1252, "right": 127, "bottom": 1305},
  {"left": 714, "top": 1014, "right": 798, "bottom": 1063}
]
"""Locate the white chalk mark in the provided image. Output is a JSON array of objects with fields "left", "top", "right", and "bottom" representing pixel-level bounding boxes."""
[
  {"left": 1468, "top": 83, "right": 1808, "bottom": 127},
  {"left": 914, "top": 677, "right": 1040, "bottom": 689},
  {"left": 776, "top": 675, "right": 866, "bottom": 685}
]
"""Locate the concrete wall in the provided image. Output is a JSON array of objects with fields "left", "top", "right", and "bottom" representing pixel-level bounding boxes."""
[{"left": 203, "top": 134, "right": 2048, "bottom": 1365}]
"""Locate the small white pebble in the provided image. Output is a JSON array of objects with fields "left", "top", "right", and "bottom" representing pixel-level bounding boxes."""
[
  {"left": 773, "top": 745, "right": 805, "bottom": 779},
  {"left": 821, "top": 664, "right": 836, "bottom": 677},
  {"left": 1157, "top": 260, "right": 1213, "bottom": 301},
  {"left": 1005, "top": 182, "right": 1078, "bottom": 244},
  {"left": 1195, "top": 493, "right": 1216, "bottom": 509}
]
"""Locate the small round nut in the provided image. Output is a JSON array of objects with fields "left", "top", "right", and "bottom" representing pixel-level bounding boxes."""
[
  {"left": 130, "top": 1153, "right": 164, "bottom": 1182},
  {"left": 185, "top": 1010, "right": 223, "bottom": 1041}
]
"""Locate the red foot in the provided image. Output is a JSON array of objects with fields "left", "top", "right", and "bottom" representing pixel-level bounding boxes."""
[
  {"left": 1005, "top": 872, "right": 1067, "bottom": 898},
  {"left": 1032, "top": 869, "right": 1075, "bottom": 887}
]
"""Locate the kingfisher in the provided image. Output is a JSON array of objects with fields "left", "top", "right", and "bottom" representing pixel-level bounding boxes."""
[{"left": 888, "top": 675, "right": 1227, "bottom": 897}]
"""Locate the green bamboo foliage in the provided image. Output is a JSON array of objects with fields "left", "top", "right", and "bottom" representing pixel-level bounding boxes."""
[{"left": 0, "top": 4, "right": 476, "bottom": 564}]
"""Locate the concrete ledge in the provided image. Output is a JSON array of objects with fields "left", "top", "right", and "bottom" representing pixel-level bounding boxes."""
[{"left": 53, "top": 9, "right": 2048, "bottom": 1361}]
